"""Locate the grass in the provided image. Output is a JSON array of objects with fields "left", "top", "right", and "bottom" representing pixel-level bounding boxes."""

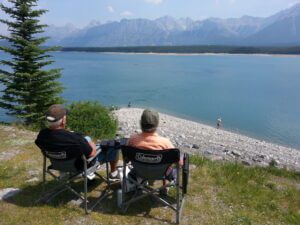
[{"left": 0, "top": 125, "right": 299, "bottom": 225}]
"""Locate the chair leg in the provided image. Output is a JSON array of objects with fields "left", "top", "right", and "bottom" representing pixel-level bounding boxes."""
[
  {"left": 84, "top": 159, "right": 88, "bottom": 214},
  {"left": 122, "top": 161, "right": 127, "bottom": 204},
  {"left": 106, "top": 161, "right": 110, "bottom": 188},
  {"left": 41, "top": 156, "right": 47, "bottom": 195},
  {"left": 176, "top": 163, "right": 180, "bottom": 224}
]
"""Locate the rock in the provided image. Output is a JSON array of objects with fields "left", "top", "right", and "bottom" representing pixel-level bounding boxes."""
[
  {"left": 0, "top": 188, "right": 21, "bottom": 200},
  {"left": 210, "top": 155, "right": 224, "bottom": 161},
  {"left": 189, "top": 164, "right": 197, "bottom": 170},
  {"left": 182, "top": 143, "right": 192, "bottom": 148},
  {"left": 242, "top": 160, "right": 252, "bottom": 166},
  {"left": 68, "top": 198, "right": 83, "bottom": 206},
  {"left": 231, "top": 150, "right": 242, "bottom": 157},
  {"left": 192, "top": 144, "right": 200, "bottom": 149},
  {"left": 269, "top": 159, "right": 280, "bottom": 167},
  {"left": 25, "top": 177, "right": 39, "bottom": 183},
  {"left": 252, "top": 156, "right": 263, "bottom": 163},
  {"left": 204, "top": 150, "right": 213, "bottom": 155},
  {"left": 180, "top": 134, "right": 186, "bottom": 139},
  {"left": 28, "top": 170, "right": 39, "bottom": 177}
]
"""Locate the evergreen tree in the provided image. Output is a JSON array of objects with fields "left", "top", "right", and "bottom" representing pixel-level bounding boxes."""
[{"left": 0, "top": 0, "right": 63, "bottom": 126}]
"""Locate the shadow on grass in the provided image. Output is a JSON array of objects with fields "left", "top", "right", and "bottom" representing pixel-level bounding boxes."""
[
  {"left": 4, "top": 178, "right": 106, "bottom": 208},
  {"left": 3, "top": 178, "right": 178, "bottom": 224},
  {"left": 89, "top": 188, "right": 178, "bottom": 224}
]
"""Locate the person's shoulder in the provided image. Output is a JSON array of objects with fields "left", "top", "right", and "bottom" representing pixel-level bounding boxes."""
[
  {"left": 129, "top": 132, "right": 143, "bottom": 141},
  {"left": 37, "top": 128, "right": 50, "bottom": 137},
  {"left": 156, "top": 135, "right": 174, "bottom": 148},
  {"left": 127, "top": 133, "right": 142, "bottom": 146}
]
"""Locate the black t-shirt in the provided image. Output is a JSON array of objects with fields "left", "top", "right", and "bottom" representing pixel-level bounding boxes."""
[{"left": 35, "top": 128, "right": 92, "bottom": 170}]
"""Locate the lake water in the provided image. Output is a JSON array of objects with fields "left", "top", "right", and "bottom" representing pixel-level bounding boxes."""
[{"left": 1, "top": 51, "right": 300, "bottom": 149}]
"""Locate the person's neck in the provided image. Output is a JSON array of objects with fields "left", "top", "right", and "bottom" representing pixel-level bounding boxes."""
[
  {"left": 142, "top": 131, "right": 156, "bottom": 135},
  {"left": 51, "top": 125, "right": 65, "bottom": 130}
]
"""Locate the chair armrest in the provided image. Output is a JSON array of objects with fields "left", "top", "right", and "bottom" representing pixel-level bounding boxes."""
[{"left": 86, "top": 148, "right": 101, "bottom": 163}]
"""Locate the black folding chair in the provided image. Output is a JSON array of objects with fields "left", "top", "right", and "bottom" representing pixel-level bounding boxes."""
[
  {"left": 119, "top": 146, "right": 189, "bottom": 224},
  {"left": 36, "top": 144, "right": 114, "bottom": 214}
]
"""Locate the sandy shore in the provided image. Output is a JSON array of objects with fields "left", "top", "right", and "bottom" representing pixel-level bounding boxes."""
[
  {"left": 114, "top": 108, "right": 300, "bottom": 171},
  {"left": 100, "top": 52, "right": 300, "bottom": 58}
]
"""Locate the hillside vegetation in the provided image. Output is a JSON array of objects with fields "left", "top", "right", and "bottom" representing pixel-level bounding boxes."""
[{"left": 0, "top": 125, "right": 299, "bottom": 225}]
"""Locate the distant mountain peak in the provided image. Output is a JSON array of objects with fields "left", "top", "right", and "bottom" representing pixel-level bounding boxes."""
[{"left": 43, "top": 3, "right": 300, "bottom": 47}]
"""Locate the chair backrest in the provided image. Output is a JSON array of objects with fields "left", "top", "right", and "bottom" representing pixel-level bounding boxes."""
[
  {"left": 121, "top": 146, "right": 180, "bottom": 180},
  {"left": 37, "top": 145, "right": 83, "bottom": 173}
]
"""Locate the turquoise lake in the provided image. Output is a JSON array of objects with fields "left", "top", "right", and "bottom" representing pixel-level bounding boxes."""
[{"left": 1, "top": 51, "right": 300, "bottom": 149}]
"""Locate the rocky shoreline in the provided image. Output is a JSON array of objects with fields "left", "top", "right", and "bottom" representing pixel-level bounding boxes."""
[{"left": 114, "top": 108, "right": 300, "bottom": 171}]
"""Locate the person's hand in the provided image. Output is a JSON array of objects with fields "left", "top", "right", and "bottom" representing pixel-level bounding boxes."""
[{"left": 179, "top": 159, "right": 184, "bottom": 167}]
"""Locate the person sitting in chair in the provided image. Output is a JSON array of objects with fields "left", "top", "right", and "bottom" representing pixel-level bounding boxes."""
[
  {"left": 127, "top": 109, "right": 174, "bottom": 150},
  {"left": 35, "top": 104, "right": 119, "bottom": 179},
  {"left": 127, "top": 109, "right": 181, "bottom": 190}
]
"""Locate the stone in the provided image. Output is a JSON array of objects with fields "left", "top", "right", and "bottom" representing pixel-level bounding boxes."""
[
  {"left": 242, "top": 160, "right": 252, "bottom": 166},
  {"left": 252, "top": 156, "right": 263, "bottom": 163},
  {"left": 25, "top": 177, "right": 39, "bottom": 183},
  {"left": 180, "top": 134, "right": 186, "bottom": 139},
  {"left": 231, "top": 150, "right": 242, "bottom": 157},
  {"left": 183, "top": 144, "right": 192, "bottom": 149},
  {"left": 0, "top": 188, "right": 21, "bottom": 201},
  {"left": 210, "top": 155, "right": 224, "bottom": 161},
  {"left": 68, "top": 198, "right": 83, "bottom": 206},
  {"left": 189, "top": 164, "right": 197, "bottom": 170},
  {"left": 269, "top": 159, "right": 280, "bottom": 167},
  {"left": 204, "top": 150, "right": 213, "bottom": 155},
  {"left": 192, "top": 144, "right": 200, "bottom": 149},
  {"left": 28, "top": 170, "right": 39, "bottom": 177}
]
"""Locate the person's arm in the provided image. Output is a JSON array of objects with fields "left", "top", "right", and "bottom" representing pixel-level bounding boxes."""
[
  {"left": 166, "top": 138, "right": 183, "bottom": 166},
  {"left": 84, "top": 136, "right": 97, "bottom": 157},
  {"left": 88, "top": 141, "right": 97, "bottom": 157}
]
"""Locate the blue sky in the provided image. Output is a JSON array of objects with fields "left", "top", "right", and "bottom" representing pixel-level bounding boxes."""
[{"left": 1, "top": 0, "right": 300, "bottom": 28}]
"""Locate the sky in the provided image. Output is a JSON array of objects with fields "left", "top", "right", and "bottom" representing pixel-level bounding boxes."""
[{"left": 0, "top": 0, "right": 300, "bottom": 29}]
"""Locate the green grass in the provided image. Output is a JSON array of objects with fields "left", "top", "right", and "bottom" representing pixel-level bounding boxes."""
[{"left": 0, "top": 125, "right": 299, "bottom": 225}]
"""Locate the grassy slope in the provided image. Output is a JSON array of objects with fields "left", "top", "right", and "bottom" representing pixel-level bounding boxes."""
[{"left": 0, "top": 125, "right": 299, "bottom": 225}]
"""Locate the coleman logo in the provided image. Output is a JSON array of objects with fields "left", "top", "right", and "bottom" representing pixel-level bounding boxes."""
[
  {"left": 45, "top": 151, "right": 67, "bottom": 159},
  {"left": 135, "top": 153, "right": 162, "bottom": 163}
]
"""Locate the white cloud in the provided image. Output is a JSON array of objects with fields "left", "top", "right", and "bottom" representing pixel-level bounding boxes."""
[
  {"left": 145, "top": 0, "right": 163, "bottom": 5},
  {"left": 0, "top": 0, "right": 9, "bottom": 5},
  {"left": 288, "top": 0, "right": 300, "bottom": 7},
  {"left": 107, "top": 5, "right": 114, "bottom": 13},
  {"left": 120, "top": 11, "right": 133, "bottom": 17}
]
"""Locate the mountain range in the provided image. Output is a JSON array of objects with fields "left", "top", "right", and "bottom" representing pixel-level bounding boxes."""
[{"left": 2, "top": 3, "right": 300, "bottom": 47}]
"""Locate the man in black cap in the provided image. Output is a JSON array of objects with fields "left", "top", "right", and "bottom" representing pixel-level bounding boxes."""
[{"left": 35, "top": 104, "right": 97, "bottom": 171}]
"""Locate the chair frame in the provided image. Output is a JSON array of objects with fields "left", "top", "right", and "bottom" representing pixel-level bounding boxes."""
[
  {"left": 119, "top": 146, "right": 189, "bottom": 224},
  {"left": 38, "top": 147, "right": 115, "bottom": 214}
]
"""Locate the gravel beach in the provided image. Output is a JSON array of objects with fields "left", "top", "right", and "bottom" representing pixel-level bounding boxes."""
[{"left": 114, "top": 108, "right": 300, "bottom": 171}]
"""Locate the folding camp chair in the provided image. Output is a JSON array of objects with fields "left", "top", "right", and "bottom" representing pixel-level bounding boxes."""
[
  {"left": 119, "top": 146, "right": 189, "bottom": 224},
  {"left": 36, "top": 144, "right": 115, "bottom": 214}
]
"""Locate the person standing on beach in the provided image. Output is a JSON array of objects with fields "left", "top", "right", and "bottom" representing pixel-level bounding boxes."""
[{"left": 217, "top": 118, "right": 222, "bottom": 129}]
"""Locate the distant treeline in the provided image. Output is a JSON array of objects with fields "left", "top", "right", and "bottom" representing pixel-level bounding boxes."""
[{"left": 60, "top": 45, "right": 300, "bottom": 55}]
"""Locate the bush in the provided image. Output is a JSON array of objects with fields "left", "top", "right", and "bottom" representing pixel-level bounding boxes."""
[{"left": 67, "top": 101, "right": 117, "bottom": 139}]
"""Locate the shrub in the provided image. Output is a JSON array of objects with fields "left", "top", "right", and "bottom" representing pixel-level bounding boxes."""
[{"left": 67, "top": 101, "right": 117, "bottom": 139}]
